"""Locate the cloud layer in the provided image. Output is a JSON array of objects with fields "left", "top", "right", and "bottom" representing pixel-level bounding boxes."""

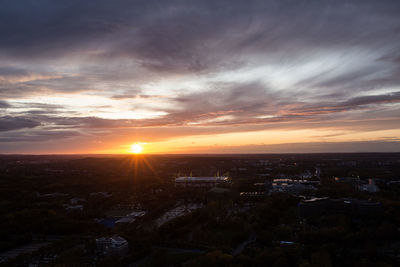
[{"left": 1, "top": 0, "right": 400, "bottom": 153}]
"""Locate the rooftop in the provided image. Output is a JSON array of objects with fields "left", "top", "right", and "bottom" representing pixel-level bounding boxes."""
[{"left": 175, "top": 176, "right": 229, "bottom": 182}]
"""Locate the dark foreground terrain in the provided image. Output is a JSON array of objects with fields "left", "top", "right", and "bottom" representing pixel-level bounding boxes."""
[{"left": 0, "top": 153, "right": 399, "bottom": 266}]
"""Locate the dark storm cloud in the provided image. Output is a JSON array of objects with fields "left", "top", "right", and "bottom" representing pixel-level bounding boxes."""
[
  {"left": 342, "top": 92, "right": 400, "bottom": 107},
  {"left": 0, "top": 0, "right": 397, "bottom": 110},
  {"left": 1, "top": 0, "right": 399, "bottom": 93},
  {"left": 8, "top": 103, "right": 66, "bottom": 116},
  {"left": 0, "top": 75, "right": 104, "bottom": 98},
  {"left": 1, "top": 0, "right": 399, "bottom": 70},
  {"left": 0, "top": 116, "right": 40, "bottom": 131},
  {"left": 0, "top": 0, "right": 136, "bottom": 57},
  {"left": 0, "top": 100, "right": 10, "bottom": 108},
  {"left": 0, "top": 129, "right": 80, "bottom": 142},
  {"left": 287, "top": 91, "right": 400, "bottom": 116}
]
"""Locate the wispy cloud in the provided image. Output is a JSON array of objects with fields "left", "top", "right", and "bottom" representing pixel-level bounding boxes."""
[{"left": 1, "top": 0, "right": 400, "bottom": 152}]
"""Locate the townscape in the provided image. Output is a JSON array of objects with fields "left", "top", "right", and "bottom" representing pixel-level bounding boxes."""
[
  {"left": 0, "top": 153, "right": 399, "bottom": 266},
  {"left": 2, "top": 0, "right": 400, "bottom": 266}
]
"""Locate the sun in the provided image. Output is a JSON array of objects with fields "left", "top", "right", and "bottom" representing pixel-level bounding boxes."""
[{"left": 130, "top": 143, "right": 143, "bottom": 154}]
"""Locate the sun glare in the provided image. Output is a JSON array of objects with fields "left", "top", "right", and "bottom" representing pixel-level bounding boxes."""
[{"left": 130, "top": 143, "right": 143, "bottom": 154}]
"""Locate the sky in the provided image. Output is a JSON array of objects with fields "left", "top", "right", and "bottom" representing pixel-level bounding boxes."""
[{"left": 1, "top": 0, "right": 400, "bottom": 154}]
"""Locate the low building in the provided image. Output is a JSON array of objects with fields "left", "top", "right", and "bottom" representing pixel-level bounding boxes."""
[
  {"left": 115, "top": 211, "right": 146, "bottom": 225},
  {"left": 298, "top": 198, "right": 381, "bottom": 218},
  {"left": 175, "top": 176, "right": 229, "bottom": 188},
  {"left": 156, "top": 203, "right": 203, "bottom": 227},
  {"left": 270, "top": 179, "right": 318, "bottom": 195},
  {"left": 358, "top": 179, "right": 380, "bottom": 193},
  {"left": 96, "top": 235, "right": 129, "bottom": 256}
]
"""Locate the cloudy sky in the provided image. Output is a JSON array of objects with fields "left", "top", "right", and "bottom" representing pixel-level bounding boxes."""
[{"left": 1, "top": 0, "right": 400, "bottom": 154}]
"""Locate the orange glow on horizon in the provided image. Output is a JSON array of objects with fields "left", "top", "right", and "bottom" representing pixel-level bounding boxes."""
[{"left": 86, "top": 128, "right": 400, "bottom": 155}]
